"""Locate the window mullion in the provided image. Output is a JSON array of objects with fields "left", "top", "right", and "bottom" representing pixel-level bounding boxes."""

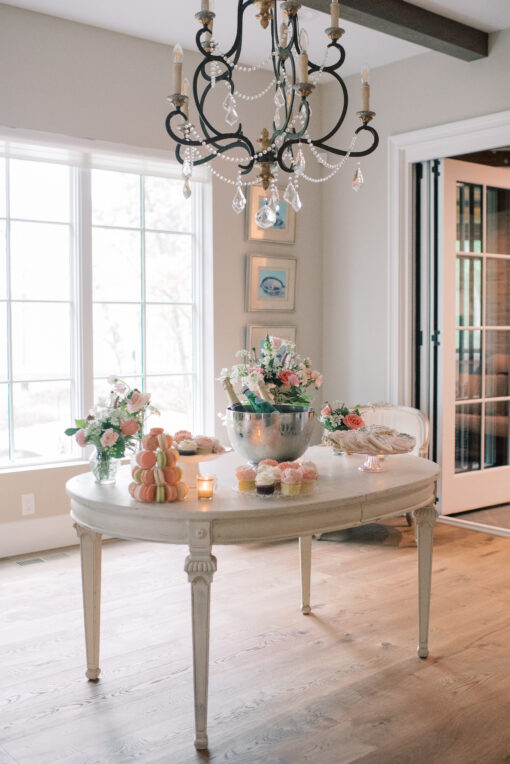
[
  {"left": 140, "top": 175, "right": 147, "bottom": 393},
  {"left": 5, "top": 159, "right": 14, "bottom": 461},
  {"left": 78, "top": 167, "right": 94, "bottom": 420}
]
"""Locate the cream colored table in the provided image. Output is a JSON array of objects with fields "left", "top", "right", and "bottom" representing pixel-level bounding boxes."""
[{"left": 67, "top": 447, "right": 439, "bottom": 750}]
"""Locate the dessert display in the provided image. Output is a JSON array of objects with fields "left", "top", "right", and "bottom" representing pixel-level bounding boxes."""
[
  {"left": 128, "top": 428, "right": 189, "bottom": 503},
  {"left": 178, "top": 438, "right": 198, "bottom": 456},
  {"left": 324, "top": 425, "right": 416, "bottom": 472},
  {"left": 234, "top": 459, "right": 318, "bottom": 497},
  {"left": 170, "top": 429, "right": 230, "bottom": 487}
]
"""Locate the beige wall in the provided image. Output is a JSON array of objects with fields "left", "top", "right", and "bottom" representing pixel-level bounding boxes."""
[
  {"left": 0, "top": 4, "right": 324, "bottom": 534},
  {"left": 321, "top": 28, "right": 510, "bottom": 406}
]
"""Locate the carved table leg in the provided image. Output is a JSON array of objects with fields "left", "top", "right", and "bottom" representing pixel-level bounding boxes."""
[
  {"left": 74, "top": 523, "right": 102, "bottom": 681},
  {"left": 185, "top": 521, "right": 217, "bottom": 750},
  {"left": 299, "top": 535, "right": 312, "bottom": 615},
  {"left": 414, "top": 505, "right": 437, "bottom": 659}
]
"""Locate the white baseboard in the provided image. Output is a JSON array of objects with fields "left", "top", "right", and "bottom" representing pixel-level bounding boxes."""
[{"left": 0, "top": 514, "right": 79, "bottom": 559}]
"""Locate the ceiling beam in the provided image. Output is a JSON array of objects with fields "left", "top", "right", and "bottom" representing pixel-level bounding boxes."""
[{"left": 304, "top": 0, "right": 489, "bottom": 61}]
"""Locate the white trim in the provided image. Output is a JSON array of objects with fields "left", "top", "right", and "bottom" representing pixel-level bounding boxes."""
[
  {"left": 388, "top": 109, "right": 510, "bottom": 405},
  {"left": 438, "top": 515, "right": 510, "bottom": 540},
  {"left": 0, "top": 514, "right": 79, "bottom": 558}
]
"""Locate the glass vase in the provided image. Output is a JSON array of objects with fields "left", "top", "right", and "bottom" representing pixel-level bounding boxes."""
[{"left": 90, "top": 451, "right": 120, "bottom": 485}]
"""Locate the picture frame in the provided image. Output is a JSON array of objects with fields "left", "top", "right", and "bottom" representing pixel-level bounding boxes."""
[
  {"left": 246, "top": 253, "right": 297, "bottom": 312},
  {"left": 246, "top": 185, "right": 296, "bottom": 244},
  {"left": 246, "top": 324, "right": 297, "bottom": 356}
]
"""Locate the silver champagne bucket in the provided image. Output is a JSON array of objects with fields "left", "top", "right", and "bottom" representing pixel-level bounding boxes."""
[{"left": 226, "top": 406, "right": 315, "bottom": 464}]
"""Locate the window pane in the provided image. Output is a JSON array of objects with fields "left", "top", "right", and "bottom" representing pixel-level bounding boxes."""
[
  {"left": 146, "top": 375, "right": 192, "bottom": 433},
  {"left": 485, "top": 331, "right": 510, "bottom": 397},
  {"left": 12, "top": 380, "right": 72, "bottom": 462},
  {"left": 0, "top": 383, "right": 9, "bottom": 463},
  {"left": 11, "top": 303, "right": 70, "bottom": 380},
  {"left": 455, "top": 403, "right": 481, "bottom": 473},
  {"left": 10, "top": 160, "right": 70, "bottom": 222},
  {"left": 145, "top": 305, "right": 192, "bottom": 374},
  {"left": 0, "top": 303, "right": 7, "bottom": 380},
  {"left": 0, "top": 221, "right": 6, "bottom": 300},
  {"left": 485, "top": 401, "right": 510, "bottom": 469},
  {"left": 456, "top": 256, "right": 481, "bottom": 327},
  {"left": 145, "top": 175, "right": 191, "bottom": 232},
  {"left": 10, "top": 222, "right": 70, "bottom": 300},
  {"left": 93, "top": 303, "right": 142, "bottom": 377},
  {"left": 487, "top": 186, "right": 510, "bottom": 255},
  {"left": 456, "top": 330, "right": 482, "bottom": 400},
  {"left": 92, "top": 228, "right": 141, "bottom": 301},
  {"left": 486, "top": 258, "right": 510, "bottom": 326},
  {"left": 92, "top": 170, "right": 140, "bottom": 227},
  {"left": 145, "top": 233, "right": 192, "bottom": 302},
  {"left": 456, "top": 183, "right": 482, "bottom": 253},
  {"left": 0, "top": 158, "right": 5, "bottom": 217}
]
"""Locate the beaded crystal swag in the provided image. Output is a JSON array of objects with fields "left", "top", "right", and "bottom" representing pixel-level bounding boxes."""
[{"left": 166, "top": 0, "right": 379, "bottom": 226}]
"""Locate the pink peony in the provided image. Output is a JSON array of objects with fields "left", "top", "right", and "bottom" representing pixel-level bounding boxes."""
[
  {"left": 279, "top": 370, "right": 300, "bottom": 388},
  {"left": 120, "top": 418, "right": 140, "bottom": 436},
  {"left": 100, "top": 428, "right": 119, "bottom": 447},
  {"left": 343, "top": 413, "right": 365, "bottom": 430},
  {"left": 321, "top": 403, "right": 332, "bottom": 417},
  {"left": 75, "top": 429, "right": 88, "bottom": 447},
  {"left": 127, "top": 391, "right": 151, "bottom": 413}
]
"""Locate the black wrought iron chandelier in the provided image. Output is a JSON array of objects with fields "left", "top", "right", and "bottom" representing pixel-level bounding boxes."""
[{"left": 166, "top": 0, "right": 379, "bottom": 227}]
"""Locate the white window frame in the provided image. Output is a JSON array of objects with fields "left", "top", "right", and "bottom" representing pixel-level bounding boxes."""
[{"left": 0, "top": 127, "right": 213, "bottom": 470}]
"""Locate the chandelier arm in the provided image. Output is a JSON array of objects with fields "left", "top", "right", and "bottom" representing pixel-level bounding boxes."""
[
  {"left": 315, "top": 70, "right": 349, "bottom": 145},
  {"left": 312, "top": 125, "right": 379, "bottom": 158},
  {"left": 165, "top": 111, "right": 256, "bottom": 170},
  {"left": 225, "top": 0, "right": 255, "bottom": 62}
]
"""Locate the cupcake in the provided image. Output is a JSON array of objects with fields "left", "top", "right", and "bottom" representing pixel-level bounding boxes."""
[
  {"left": 259, "top": 458, "right": 278, "bottom": 467},
  {"left": 258, "top": 464, "right": 281, "bottom": 491},
  {"left": 281, "top": 468, "right": 303, "bottom": 496},
  {"left": 301, "top": 466, "right": 318, "bottom": 494},
  {"left": 278, "top": 461, "right": 301, "bottom": 472},
  {"left": 236, "top": 465, "right": 256, "bottom": 492},
  {"left": 195, "top": 436, "right": 214, "bottom": 455},
  {"left": 174, "top": 429, "right": 193, "bottom": 443},
  {"left": 178, "top": 438, "right": 198, "bottom": 455},
  {"left": 255, "top": 470, "right": 275, "bottom": 496}
]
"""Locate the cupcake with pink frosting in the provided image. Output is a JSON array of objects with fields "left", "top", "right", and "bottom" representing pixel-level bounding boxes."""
[
  {"left": 301, "top": 465, "right": 318, "bottom": 494},
  {"left": 195, "top": 435, "right": 214, "bottom": 455},
  {"left": 235, "top": 465, "right": 256, "bottom": 492},
  {"left": 281, "top": 467, "right": 303, "bottom": 496}
]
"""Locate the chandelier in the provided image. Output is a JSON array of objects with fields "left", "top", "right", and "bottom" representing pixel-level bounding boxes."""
[{"left": 165, "top": 0, "right": 379, "bottom": 228}]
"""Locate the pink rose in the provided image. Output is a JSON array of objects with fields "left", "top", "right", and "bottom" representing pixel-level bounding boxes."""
[
  {"left": 343, "top": 413, "right": 365, "bottom": 430},
  {"left": 321, "top": 404, "right": 332, "bottom": 417},
  {"left": 249, "top": 367, "right": 264, "bottom": 377},
  {"left": 279, "top": 370, "right": 300, "bottom": 387},
  {"left": 100, "top": 428, "right": 119, "bottom": 447},
  {"left": 127, "top": 391, "right": 151, "bottom": 413},
  {"left": 314, "top": 374, "right": 323, "bottom": 389},
  {"left": 75, "top": 429, "right": 88, "bottom": 447},
  {"left": 120, "top": 419, "right": 140, "bottom": 435},
  {"left": 269, "top": 336, "right": 284, "bottom": 350}
]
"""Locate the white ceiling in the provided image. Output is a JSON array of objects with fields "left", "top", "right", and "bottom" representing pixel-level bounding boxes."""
[{"left": 2, "top": 0, "right": 510, "bottom": 76}]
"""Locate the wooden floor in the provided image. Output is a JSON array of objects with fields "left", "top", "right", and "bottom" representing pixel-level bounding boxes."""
[{"left": 1, "top": 520, "right": 510, "bottom": 764}]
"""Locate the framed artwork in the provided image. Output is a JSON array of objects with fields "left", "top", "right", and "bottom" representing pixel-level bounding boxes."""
[
  {"left": 246, "top": 253, "right": 297, "bottom": 312},
  {"left": 246, "top": 324, "right": 297, "bottom": 355},
  {"left": 246, "top": 185, "right": 296, "bottom": 244}
]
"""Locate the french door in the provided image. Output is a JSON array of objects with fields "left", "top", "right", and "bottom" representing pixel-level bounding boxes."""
[{"left": 440, "top": 158, "right": 510, "bottom": 514}]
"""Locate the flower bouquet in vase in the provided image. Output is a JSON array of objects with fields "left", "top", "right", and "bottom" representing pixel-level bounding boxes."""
[
  {"left": 320, "top": 402, "right": 365, "bottom": 454},
  {"left": 219, "top": 335, "right": 322, "bottom": 463}
]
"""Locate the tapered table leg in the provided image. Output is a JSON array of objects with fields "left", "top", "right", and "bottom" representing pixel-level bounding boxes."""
[
  {"left": 299, "top": 535, "right": 312, "bottom": 615},
  {"left": 414, "top": 505, "right": 437, "bottom": 659},
  {"left": 185, "top": 522, "right": 217, "bottom": 750},
  {"left": 74, "top": 523, "right": 102, "bottom": 681}
]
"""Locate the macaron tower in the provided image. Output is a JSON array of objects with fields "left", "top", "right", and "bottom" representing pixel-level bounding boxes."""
[{"left": 128, "top": 428, "right": 189, "bottom": 503}]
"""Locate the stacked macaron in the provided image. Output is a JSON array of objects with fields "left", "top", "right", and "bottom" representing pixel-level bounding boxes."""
[{"left": 128, "top": 428, "right": 189, "bottom": 503}]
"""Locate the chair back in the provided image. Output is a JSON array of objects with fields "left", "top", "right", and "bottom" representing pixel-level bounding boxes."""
[{"left": 359, "top": 404, "right": 430, "bottom": 459}]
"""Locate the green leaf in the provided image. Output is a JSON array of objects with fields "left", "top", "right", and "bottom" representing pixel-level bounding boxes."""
[
  {"left": 74, "top": 419, "right": 86, "bottom": 428},
  {"left": 64, "top": 427, "right": 79, "bottom": 436}
]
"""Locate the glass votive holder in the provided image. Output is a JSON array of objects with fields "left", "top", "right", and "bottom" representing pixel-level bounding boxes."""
[{"left": 197, "top": 473, "right": 215, "bottom": 500}]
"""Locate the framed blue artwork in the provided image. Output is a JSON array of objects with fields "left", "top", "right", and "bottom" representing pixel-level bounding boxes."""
[{"left": 246, "top": 254, "right": 296, "bottom": 311}]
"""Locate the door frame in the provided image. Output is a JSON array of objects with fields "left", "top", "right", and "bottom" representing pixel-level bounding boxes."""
[{"left": 387, "top": 109, "right": 510, "bottom": 406}]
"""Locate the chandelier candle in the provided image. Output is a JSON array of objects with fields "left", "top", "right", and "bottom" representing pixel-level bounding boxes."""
[
  {"left": 165, "top": 0, "right": 379, "bottom": 221},
  {"left": 361, "top": 64, "right": 370, "bottom": 112}
]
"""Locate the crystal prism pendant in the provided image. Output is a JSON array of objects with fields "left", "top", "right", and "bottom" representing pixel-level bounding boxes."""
[
  {"left": 182, "top": 161, "right": 192, "bottom": 180},
  {"left": 352, "top": 163, "right": 364, "bottom": 192},
  {"left": 183, "top": 180, "right": 192, "bottom": 199},
  {"left": 270, "top": 184, "right": 279, "bottom": 209},
  {"left": 223, "top": 92, "right": 235, "bottom": 110},
  {"left": 255, "top": 200, "right": 277, "bottom": 229},
  {"left": 274, "top": 108, "right": 282, "bottom": 130},
  {"left": 283, "top": 180, "right": 301, "bottom": 213},
  {"left": 273, "top": 87, "right": 285, "bottom": 109},
  {"left": 225, "top": 108, "right": 239, "bottom": 127},
  {"left": 232, "top": 185, "right": 246, "bottom": 214},
  {"left": 294, "top": 148, "right": 305, "bottom": 177}
]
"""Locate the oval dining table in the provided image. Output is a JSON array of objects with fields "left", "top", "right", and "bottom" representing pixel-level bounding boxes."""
[{"left": 67, "top": 446, "right": 439, "bottom": 750}]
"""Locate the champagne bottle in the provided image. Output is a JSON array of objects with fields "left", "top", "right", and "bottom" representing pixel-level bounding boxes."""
[
  {"left": 221, "top": 378, "right": 244, "bottom": 410},
  {"left": 242, "top": 387, "right": 277, "bottom": 413}
]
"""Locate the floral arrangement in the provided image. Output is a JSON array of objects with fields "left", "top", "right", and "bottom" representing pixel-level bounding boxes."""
[
  {"left": 320, "top": 401, "right": 365, "bottom": 433},
  {"left": 219, "top": 335, "right": 322, "bottom": 407},
  {"left": 64, "top": 377, "right": 159, "bottom": 479}
]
